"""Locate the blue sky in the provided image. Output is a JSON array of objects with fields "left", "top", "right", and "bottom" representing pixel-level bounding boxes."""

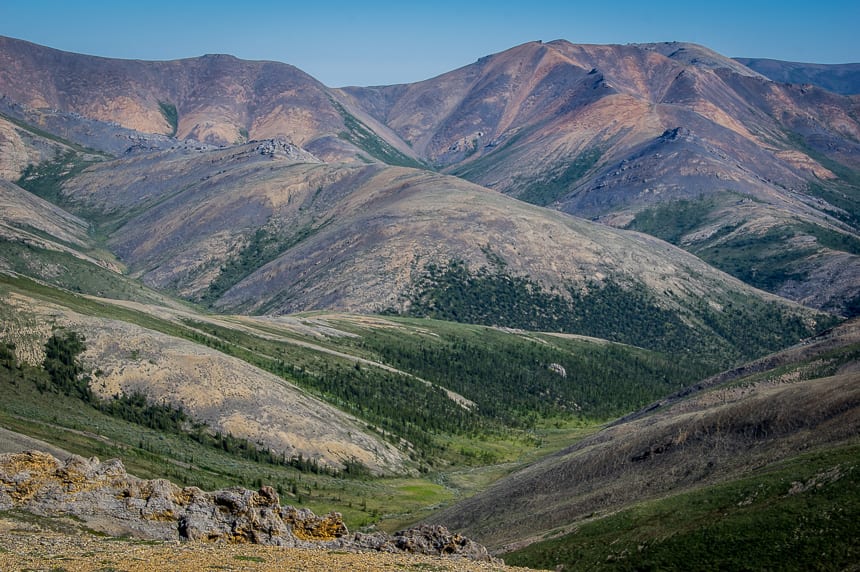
[{"left": 1, "top": 1, "right": 857, "bottom": 87}]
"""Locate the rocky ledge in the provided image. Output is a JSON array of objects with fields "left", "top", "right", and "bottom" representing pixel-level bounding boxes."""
[{"left": 0, "top": 451, "right": 494, "bottom": 562}]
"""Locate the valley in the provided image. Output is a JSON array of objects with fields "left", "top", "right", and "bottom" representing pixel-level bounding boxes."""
[
  {"left": 0, "top": 272, "right": 701, "bottom": 516},
  {"left": 0, "top": 34, "right": 858, "bottom": 570}
]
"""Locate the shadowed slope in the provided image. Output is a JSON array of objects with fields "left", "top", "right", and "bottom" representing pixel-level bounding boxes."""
[
  {"left": 424, "top": 319, "right": 860, "bottom": 556},
  {"left": 736, "top": 57, "right": 860, "bottom": 95}
]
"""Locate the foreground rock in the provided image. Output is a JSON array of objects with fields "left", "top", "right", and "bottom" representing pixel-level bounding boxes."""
[
  {"left": 0, "top": 513, "right": 528, "bottom": 572},
  {"left": 0, "top": 451, "right": 494, "bottom": 562}
]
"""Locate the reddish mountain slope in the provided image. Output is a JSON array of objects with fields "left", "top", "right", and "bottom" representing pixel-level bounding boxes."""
[
  {"left": 2, "top": 35, "right": 858, "bottom": 314},
  {"left": 341, "top": 40, "right": 860, "bottom": 315},
  {"left": 0, "top": 36, "right": 415, "bottom": 164}
]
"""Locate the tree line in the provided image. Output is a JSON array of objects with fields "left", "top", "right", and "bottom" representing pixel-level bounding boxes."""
[{"left": 35, "top": 329, "right": 367, "bottom": 477}]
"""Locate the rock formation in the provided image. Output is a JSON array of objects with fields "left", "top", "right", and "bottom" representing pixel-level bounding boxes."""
[{"left": 0, "top": 450, "right": 494, "bottom": 561}]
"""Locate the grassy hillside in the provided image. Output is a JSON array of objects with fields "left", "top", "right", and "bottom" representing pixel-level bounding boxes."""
[
  {"left": 0, "top": 238, "right": 172, "bottom": 306},
  {"left": 422, "top": 319, "right": 859, "bottom": 565},
  {"left": 0, "top": 271, "right": 724, "bottom": 530},
  {"left": 505, "top": 442, "right": 859, "bottom": 571},
  {"left": 402, "top": 258, "right": 836, "bottom": 368},
  {"left": 335, "top": 315, "right": 708, "bottom": 422},
  {"left": 0, "top": 270, "right": 708, "bottom": 461},
  {"left": 516, "top": 148, "right": 603, "bottom": 207},
  {"left": 17, "top": 149, "right": 105, "bottom": 205},
  {"left": 0, "top": 348, "right": 445, "bottom": 529},
  {"left": 330, "top": 99, "right": 425, "bottom": 168},
  {"left": 626, "top": 190, "right": 860, "bottom": 317}
]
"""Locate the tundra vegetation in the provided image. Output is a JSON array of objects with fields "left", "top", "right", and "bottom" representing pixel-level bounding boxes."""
[
  {"left": 0, "top": 36, "right": 858, "bottom": 569},
  {"left": 0, "top": 273, "right": 702, "bottom": 529}
]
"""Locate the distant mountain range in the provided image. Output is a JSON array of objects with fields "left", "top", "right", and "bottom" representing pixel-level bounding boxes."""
[
  {"left": 341, "top": 40, "right": 860, "bottom": 315},
  {"left": 735, "top": 57, "right": 860, "bottom": 95},
  {"left": 1, "top": 35, "right": 857, "bottom": 320},
  {"left": 1, "top": 34, "right": 858, "bottom": 568}
]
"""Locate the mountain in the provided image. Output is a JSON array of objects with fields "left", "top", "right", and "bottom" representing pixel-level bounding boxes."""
[
  {"left": 0, "top": 35, "right": 418, "bottom": 166},
  {"left": 2, "top": 35, "right": 858, "bottom": 315},
  {"left": 341, "top": 40, "right": 860, "bottom": 316},
  {"left": 0, "top": 34, "right": 858, "bottom": 565},
  {"left": 426, "top": 317, "right": 860, "bottom": 569},
  {"left": 0, "top": 34, "right": 843, "bottom": 367},
  {"left": 12, "top": 136, "right": 831, "bottom": 368},
  {"left": 736, "top": 57, "right": 860, "bottom": 95}
]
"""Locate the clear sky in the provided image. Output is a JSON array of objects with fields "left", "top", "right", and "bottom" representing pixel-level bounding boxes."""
[{"left": 1, "top": 1, "right": 858, "bottom": 87}]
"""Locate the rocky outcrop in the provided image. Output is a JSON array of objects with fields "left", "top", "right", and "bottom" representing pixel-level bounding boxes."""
[
  {"left": 350, "top": 525, "right": 495, "bottom": 561},
  {"left": 0, "top": 451, "right": 495, "bottom": 561},
  {"left": 254, "top": 138, "right": 320, "bottom": 162}
]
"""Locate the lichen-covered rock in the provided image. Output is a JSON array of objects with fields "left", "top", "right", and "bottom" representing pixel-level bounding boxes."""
[
  {"left": 349, "top": 525, "right": 496, "bottom": 562},
  {"left": 392, "top": 525, "right": 495, "bottom": 561},
  {"left": 0, "top": 451, "right": 323, "bottom": 543},
  {"left": 281, "top": 506, "right": 348, "bottom": 541},
  {"left": 0, "top": 451, "right": 495, "bottom": 562},
  {"left": 179, "top": 486, "right": 298, "bottom": 545}
]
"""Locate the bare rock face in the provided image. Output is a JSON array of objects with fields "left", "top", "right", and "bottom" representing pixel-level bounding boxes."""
[{"left": 0, "top": 451, "right": 495, "bottom": 561}]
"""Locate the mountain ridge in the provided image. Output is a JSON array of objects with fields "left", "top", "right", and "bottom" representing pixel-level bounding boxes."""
[
  {"left": 735, "top": 57, "right": 860, "bottom": 95},
  {"left": 340, "top": 38, "right": 860, "bottom": 315},
  {"left": 1, "top": 34, "right": 858, "bottom": 568},
  {"left": 0, "top": 35, "right": 420, "bottom": 165}
]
